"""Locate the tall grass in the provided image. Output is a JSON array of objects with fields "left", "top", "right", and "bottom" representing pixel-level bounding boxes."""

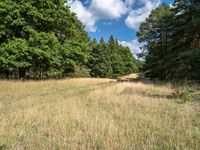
[{"left": 0, "top": 76, "right": 199, "bottom": 149}]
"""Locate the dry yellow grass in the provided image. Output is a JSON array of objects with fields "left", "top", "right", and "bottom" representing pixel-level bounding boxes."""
[{"left": 0, "top": 75, "right": 199, "bottom": 150}]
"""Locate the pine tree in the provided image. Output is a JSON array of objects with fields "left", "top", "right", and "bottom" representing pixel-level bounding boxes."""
[
  {"left": 108, "top": 36, "right": 124, "bottom": 77},
  {"left": 137, "top": 1, "right": 200, "bottom": 81},
  {"left": 90, "top": 38, "right": 113, "bottom": 78},
  {"left": 137, "top": 4, "right": 174, "bottom": 80},
  {"left": 171, "top": 0, "right": 200, "bottom": 80}
]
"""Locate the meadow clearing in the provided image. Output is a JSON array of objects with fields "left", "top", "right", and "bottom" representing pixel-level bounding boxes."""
[{"left": 0, "top": 74, "right": 199, "bottom": 150}]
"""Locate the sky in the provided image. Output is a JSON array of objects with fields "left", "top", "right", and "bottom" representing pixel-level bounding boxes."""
[{"left": 67, "top": 0, "right": 173, "bottom": 56}]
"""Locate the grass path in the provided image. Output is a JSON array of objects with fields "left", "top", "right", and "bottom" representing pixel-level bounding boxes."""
[{"left": 0, "top": 75, "right": 200, "bottom": 150}]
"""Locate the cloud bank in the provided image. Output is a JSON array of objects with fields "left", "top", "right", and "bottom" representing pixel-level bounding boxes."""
[
  {"left": 67, "top": 0, "right": 161, "bottom": 55},
  {"left": 125, "top": 0, "right": 161, "bottom": 30},
  {"left": 68, "top": 0, "right": 160, "bottom": 32}
]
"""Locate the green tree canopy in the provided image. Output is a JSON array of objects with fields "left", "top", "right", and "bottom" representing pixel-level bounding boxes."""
[
  {"left": 137, "top": 1, "right": 200, "bottom": 81},
  {"left": 0, "top": 0, "right": 139, "bottom": 79}
]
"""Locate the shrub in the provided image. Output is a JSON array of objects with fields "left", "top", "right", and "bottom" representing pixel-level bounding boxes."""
[
  {"left": 180, "top": 87, "right": 194, "bottom": 103},
  {"left": 172, "top": 87, "right": 194, "bottom": 103}
]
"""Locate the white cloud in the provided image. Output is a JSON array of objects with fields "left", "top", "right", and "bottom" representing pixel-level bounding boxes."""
[
  {"left": 125, "top": 0, "right": 136, "bottom": 8},
  {"left": 125, "top": 0, "right": 161, "bottom": 30},
  {"left": 68, "top": 0, "right": 161, "bottom": 35},
  {"left": 125, "top": 0, "right": 136, "bottom": 5},
  {"left": 90, "top": 0, "right": 128, "bottom": 19},
  {"left": 68, "top": 0, "right": 128, "bottom": 32},
  {"left": 68, "top": 0, "right": 129, "bottom": 32},
  {"left": 67, "top": 0, "right": 160, "bottom": 54},
  {"left": 119, "top": 39, "right": 146, "bottom": 56},
  {"left": 68, "top": 0, "right": 97, "bottom": 32}
]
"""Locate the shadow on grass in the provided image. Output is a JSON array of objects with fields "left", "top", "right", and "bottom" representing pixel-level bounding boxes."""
[
  {"left": 120, "top": 86, "right": 200, "bottom": 104},
  {"left": 120, "top": 87, "right": 178, "bottom": 101},
  {"left": 117, "top": 74, "right": 200, "bottom": 103}
]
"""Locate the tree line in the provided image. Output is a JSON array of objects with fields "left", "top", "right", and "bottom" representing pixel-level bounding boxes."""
[
  {"left": 89, "top": 36, "right": 139, "bottom": 78},
  {"left": 0, "top": 0, "right": 139, "bottom": 79},
  {"left": 137, "top": 0, "right": 200, "bottom": 81}
]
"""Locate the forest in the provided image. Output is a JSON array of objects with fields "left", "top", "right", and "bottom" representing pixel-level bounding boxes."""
[
  {"left": 0, "top": 0, "right": 139, "bottom": 79},
  {"left": 0, "top": 0, "right": 199, "bottom": 81},
  {"left": 137, "top": 0, "right": 200, "bottom": 81}
]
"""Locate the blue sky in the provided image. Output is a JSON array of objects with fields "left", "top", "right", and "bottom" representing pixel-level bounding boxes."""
[{"left": 68, "top": 0, "right": 173, "bottom": 55}]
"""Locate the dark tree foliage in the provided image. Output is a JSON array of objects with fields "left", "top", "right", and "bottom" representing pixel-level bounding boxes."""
[
  {"left": 109, "top": 36, "right": 125, "bottom": 77},
  {"left": 0, "top": 0, "right": 89, "bottom": 79},
  {"left": 89, "top": 36, "right": 138, "bottom": 78},
  {"left": 137, "top": 1, "right": 200, "bottom": 81},
  {"left": 90, "top": 38, "right": 113, "bottom": 78},
  {"left": 0, "top": 0, "right": 139, "bottom": 79}
]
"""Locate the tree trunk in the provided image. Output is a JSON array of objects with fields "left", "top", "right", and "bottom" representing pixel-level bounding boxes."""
[{"left": 18, "top": 68, "right": 26, "bottom": 80}]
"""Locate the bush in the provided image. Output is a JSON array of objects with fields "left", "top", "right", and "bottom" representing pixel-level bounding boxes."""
[
  {"left": 180, "top": 87, "right": 194, "bottom": 103},
  {"left": 172, "top": 87, "right": 194, "bottom": 103}
]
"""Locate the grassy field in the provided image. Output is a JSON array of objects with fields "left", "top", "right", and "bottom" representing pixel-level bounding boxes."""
[{"left": 0, "top": 74, "right": 199, "bottom": 150}]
